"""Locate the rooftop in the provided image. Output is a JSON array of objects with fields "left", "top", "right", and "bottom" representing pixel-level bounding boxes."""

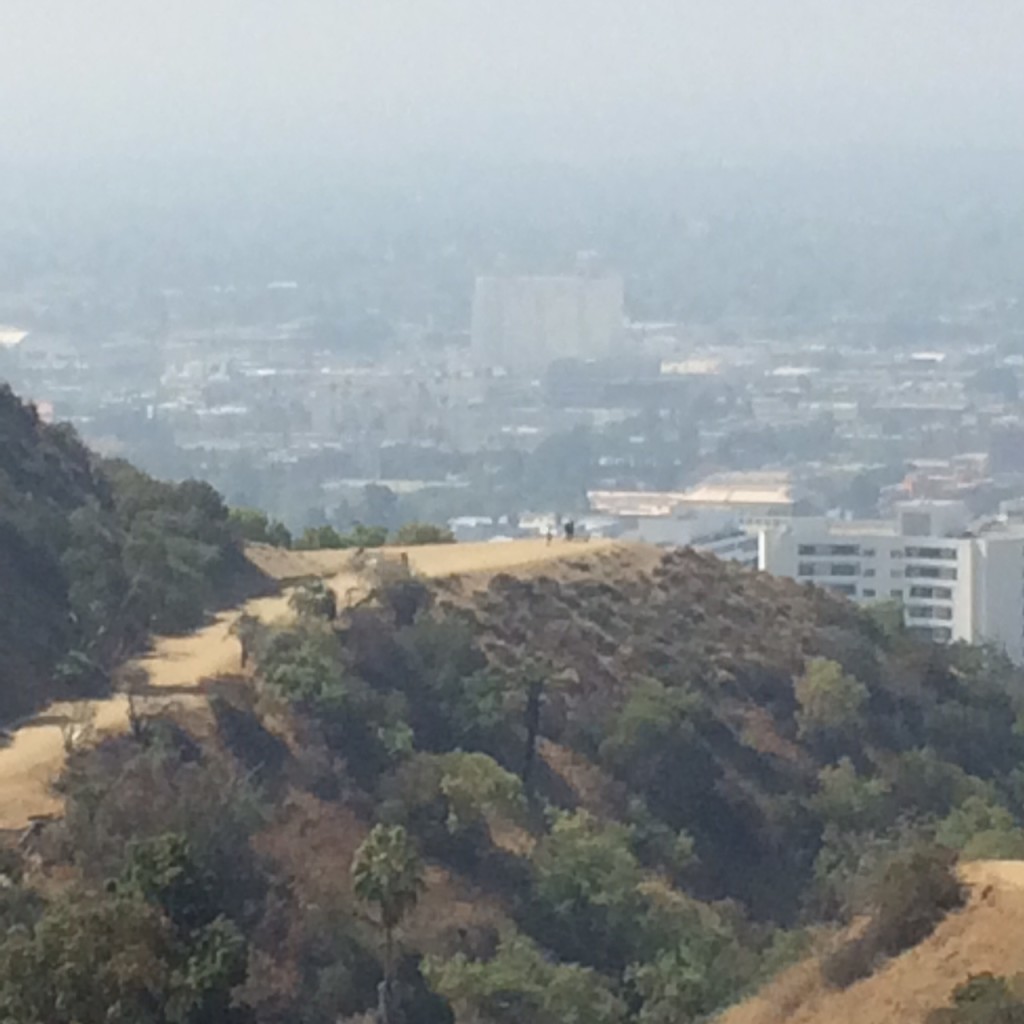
[
  {"left": 680, "top": 471, "right": 797, "bottom": 507},
  {"left": 588, "top": 490, "right": 688, "bottom": 517}
]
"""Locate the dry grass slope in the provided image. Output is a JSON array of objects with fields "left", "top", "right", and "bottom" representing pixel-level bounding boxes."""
[{"left": 719, "top": 863, "right": 1024, "bottom": 1024}]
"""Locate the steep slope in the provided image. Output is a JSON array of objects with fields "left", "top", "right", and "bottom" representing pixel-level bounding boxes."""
[
  {"left": 0, "top": 384, "right": 101, "bottom": 714},
  {"left": 720, "top": 863, "right": 1024, "bottom": 1024},
  {"left": 0, "top": 383, "right": 250, "bottom": 719},
  {"left": 428, "top": 546, "right": 1024, "bottom": 919}
]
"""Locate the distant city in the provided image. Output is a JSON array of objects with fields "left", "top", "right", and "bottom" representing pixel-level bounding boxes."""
[{"left": 6, "top": 212, "right": 1024, "bottom": 658}]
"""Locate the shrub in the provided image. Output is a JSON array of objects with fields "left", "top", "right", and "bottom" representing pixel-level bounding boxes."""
[
  {"left": 289, "top": 580, "right": 338, "bottom": 621},
  {"left": 936, "top": 797, "right": 1024, "bottom": 860},
  {"left": 927, "top": 973, "right": 1024, "bottom": 1024},
  {"left": 393, "top": 522, "right": 455, "bottom": 546},
  {"left": 425, "top": 931, "right": 626, "bottom": 1024},
  {"left": 821, "top": 842, "right": 965, "bottom": 988},
  {"left": 794, "top": 657, "right": 868, "bottom": 741},
  {"left": 229, "top": 507, "right": 291, "bottom": 548}
]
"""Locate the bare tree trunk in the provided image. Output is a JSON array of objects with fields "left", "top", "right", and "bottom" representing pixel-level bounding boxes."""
[
  {"left": 522, "top": 678, "right": 543, "bottom": 802},
  {"left": 378, "top": 926, "right": 401, "bottom": 1024}
]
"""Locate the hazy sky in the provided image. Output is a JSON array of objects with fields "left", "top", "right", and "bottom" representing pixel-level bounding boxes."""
[{"left": 2, "top": 0, "right": 1024, "bottom": 167}]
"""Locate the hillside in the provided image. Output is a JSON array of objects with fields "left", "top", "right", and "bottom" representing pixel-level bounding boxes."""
[
  {"left": 4, "top": 536, "right": 1024, "bottom": 1023},
  {"left": 0, "top": 383, "right": 252, "bottom": 719},
  {"left": 428, "top": 547, "right": 1024, "bottom": 918},
  {"left": 0, "top": 538, "right": 619, "bottom": 830},
  {"left": 721, "top": 862, "right": 1024, "bottom": 1024}
]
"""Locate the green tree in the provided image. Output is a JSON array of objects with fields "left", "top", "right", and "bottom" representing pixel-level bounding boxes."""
[
  {"left": 0, "top": 893, "right": 174, "bottom": 1024},
  {"left": 626, "top": 925, "right": 755, "bottom": 1024},
  {"left": 265, "top": 520, "right": 292, "bottom": 548},
  {"left": 229, "top": 507, "right": 268, "bottom": 543},
  {"left": 439, "top": 752, "right": 526, "bottom": 836},
  {"left": 350, "top": 523, "right": 390, "bottom": 548},
  {"left": 296, "top": 524, "right": 347, "bottom": 550},
  {"left": 531, "top": 810, "right": 647, "bottom": 969},
  {"left": 168, "top": 916, "right": 248, "bottom": 1024},
  {"left": 295, "top": 523, "right": 388, "bottom": 550},
  {"left": 352, "top": 825, "right": 425, "bottom": 1023},
  {"left": 393, "top": 522, "right": 455, "bottom": 546},
  {"left": 811, "top": 757, "right": 893, "bottom": 833},
  {"left": 289, "top": 580, "right": 338, "bottom": 621},
  {"left": 120, "top": 833, "right": 218, "bottom": 933},
  {"left": 425, "top": 931, "right": 626, "bottom": 1024},
  {"left": 794, "top": 657, "right": 869, "bottom": 740},
  {"left": 936, "top": 797, "right": 1024, "bottom": 860},
  {"left": 62, "top": 503, "right": 135, "bottom": 662},
  {"left": 254, "top": 625, "right": 347, "bottom": 706},
  {"left": 229, "top": 507, "right": 291, "bottom": 548}
]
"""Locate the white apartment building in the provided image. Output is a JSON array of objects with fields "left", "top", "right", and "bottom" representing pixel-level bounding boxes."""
[
  {"left": 630, "top": 509, "right": 759, "bottom": 567},
  {"left": 759, "top": 501, "right": 1024, "bottom": 663},
  {"left": 583, "top": 490, "right": 758, "bottom": 566},
  {"left": 470, "top": 274, "right": 624, "bottom": 370}
]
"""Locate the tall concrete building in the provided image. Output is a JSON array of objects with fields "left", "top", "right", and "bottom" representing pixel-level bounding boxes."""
[
  {"left": 470, "top": 274, "right": 624, "bottom": 370},
  {"left": 759, "top": 501, "right": 1024, "bottom": 663}
]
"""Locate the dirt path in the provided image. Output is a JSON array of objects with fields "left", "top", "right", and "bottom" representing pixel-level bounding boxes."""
[{"left": 0, "top": 538, "right": 614, "bottom": 830}]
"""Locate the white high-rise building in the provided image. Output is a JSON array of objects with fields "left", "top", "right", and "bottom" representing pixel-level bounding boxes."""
[
  {"left": 470, "top": 274, "right": 624, "bottom": 370},
  {"left": 759, "top": 501, "right": 1024, "bottom": 663}
]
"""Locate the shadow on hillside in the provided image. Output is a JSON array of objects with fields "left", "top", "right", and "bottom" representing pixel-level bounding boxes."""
[{"left": 131, "top": 682, "right": 212, "bottom": 700}]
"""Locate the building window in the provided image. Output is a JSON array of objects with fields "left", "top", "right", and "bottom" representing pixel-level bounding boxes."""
[
  {"left": 907, "top": 604, "right": 954, "bottom": 622},
  {"left": 864, "top": 588, "right": 876, "bottom": 598},
  {"left": 830, "top": 545, "right": 861, "bottom": 557},
  {"left": 891, "top": 589, "right": 903, "bottom": 599},
  {"left": 830, "top": 563, "right": 859, "bottom": 577},
  {"left": 864, "top": 568, "right": 876, "bottom": 578},
  {"left": 909, "top": 585, "right": 953, "bottom": 601},
  {"left": 863, "top": 548, "right": 876, "bottom": 557},
  {"left": 905, "top": 566, "right": 957, "bottom": 581},
  {"left": 799, "top": 543, "right": 862, "bottom": 558},
  {"left": 905, "top": 546, "right": 958, "bottom": 560},
  {"left": 827, "top": 583, "right": 857, "bottom": 597}
]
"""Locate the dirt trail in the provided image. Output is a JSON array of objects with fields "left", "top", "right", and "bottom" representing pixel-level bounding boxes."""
[
  {"left": 0, "top": 538, "right": 615, "bottom": 830},
  {"left": 719, "top": 861, "right": 1024, "bottom": 1024}
]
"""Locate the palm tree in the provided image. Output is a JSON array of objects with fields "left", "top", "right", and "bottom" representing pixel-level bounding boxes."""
[{"left": 352, "top": 824, "right": 425, "bottom": 1024}]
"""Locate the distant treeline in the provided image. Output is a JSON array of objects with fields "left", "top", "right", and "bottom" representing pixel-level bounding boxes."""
[{"left": 230, "top": 506, "right": 454, "bottom": 550}]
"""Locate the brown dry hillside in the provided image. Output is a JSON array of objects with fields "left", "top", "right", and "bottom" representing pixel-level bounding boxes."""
[{"left": 719, "top": 862, "right": 1024, "bottom": 1024}]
